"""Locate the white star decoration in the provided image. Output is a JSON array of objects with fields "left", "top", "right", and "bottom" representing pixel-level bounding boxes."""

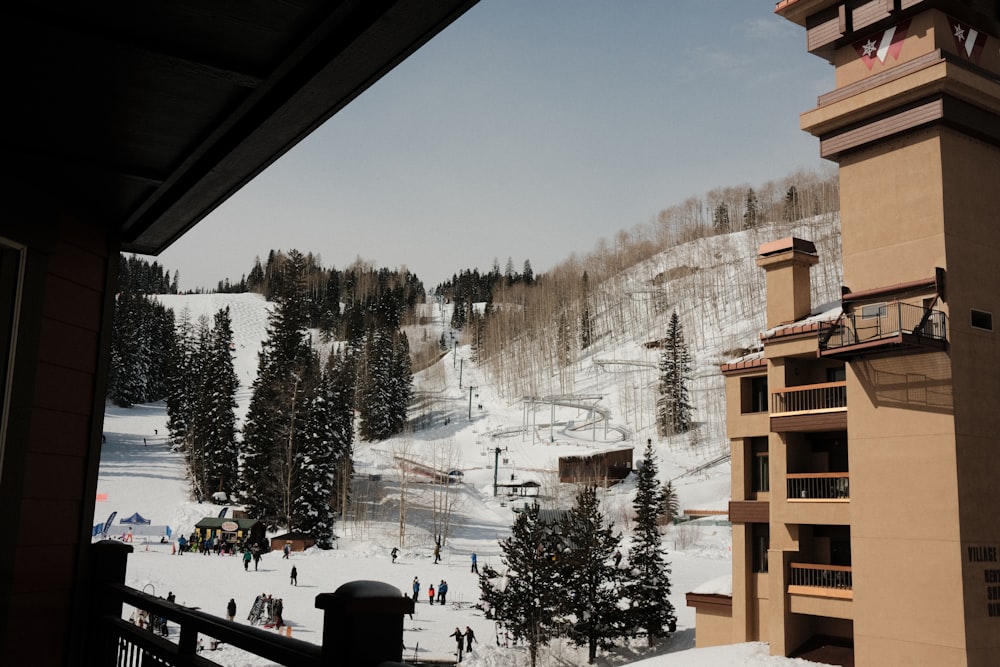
[
  {"left": 954, "top": 24, "right": 966, "bottom": 42},
  {"left": 862, "top": 39, "right": 877, "bottom": 57}
]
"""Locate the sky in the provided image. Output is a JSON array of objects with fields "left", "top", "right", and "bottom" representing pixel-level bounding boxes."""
[{"left": 157, "top": 1, "right": 833, "bottom": 292}]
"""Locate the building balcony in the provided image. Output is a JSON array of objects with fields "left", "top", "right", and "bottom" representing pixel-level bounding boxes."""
[
  {"left": 788, "top": 563, "right": 853, "bottom": 599},
  {"left": 818, "top": 301, "right": 947, "bottom": 359},
  {"left": 770, "top": 382, "right": 847, "bottom": 432},
  {"left": 787, "top": 472, "right": 849, "bottom": 501}
]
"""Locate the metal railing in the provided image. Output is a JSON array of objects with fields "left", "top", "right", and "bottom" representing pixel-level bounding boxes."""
[
  {"left": 787, "top": 472, "right": 850, "bottom": 499},
  {"left": 771, "top": 382, "right": 846, "bottom": 414},
  {"left": 89, "top": 541, "right": 420, "bottom": 667},
  {"left": 789, "top": 563, "right": 853, "bottom": 590},
  {"left": 818, "top": 302, "right": 946, "bottom": 351}
]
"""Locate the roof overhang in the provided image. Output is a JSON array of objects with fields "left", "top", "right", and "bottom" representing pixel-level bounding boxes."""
[{"left": 3, "top": 0, "right": 479, "bottom": 254}]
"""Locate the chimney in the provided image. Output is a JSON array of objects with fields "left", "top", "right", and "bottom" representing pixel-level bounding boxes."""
[{"left": 756, "top": 237, "right": 818, "bottom": 329}]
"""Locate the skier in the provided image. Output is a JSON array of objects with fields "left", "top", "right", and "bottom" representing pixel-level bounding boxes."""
[
  {"left": 412, "top": 577, "right": 420, "bottom": 602},
  {"left": 450, "top": 627, "right": 464, "bottom": 662},
  {"left": 290, "top": 565, "right": 298, "bottom": 586},
  {"left": 243, "top": 548, "right": 252, "bottom": 571},
  {"left": 614, "top": 550, "right": 623, "bottom": 568},
  {"left": 465, "top": 626, "right": 477, "bottom": 653},
  {"left": 438, "top": 579, "right": 448, "bottom": 605},
  {"left": 470, "top": 552, "right": 478, "bottom": 573},
  {"left": 391, "top": 546, "right": 398, "bottom": 563},
  {"left": 226, "top": 598, "right": 236, "bottom": 621},
  {"left": 428, "top": 583, "right": 435, "bottom": 604}
]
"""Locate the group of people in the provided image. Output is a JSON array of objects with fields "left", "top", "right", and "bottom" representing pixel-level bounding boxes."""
[
  {"left": 449, "top": 626, "right": 477, "bottom": 662},
  {"left": 242, "top": 543, "right": 263, "bottom": 571},
  {"left": 411, "top": 576, "right": 450, "bottom": 605},
  {"left": 176, "top": 533, "right": 239, "bottom": 556}
]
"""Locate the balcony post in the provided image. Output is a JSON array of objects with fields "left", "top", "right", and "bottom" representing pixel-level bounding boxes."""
[
  {"left": 89, "top": 539, "right": 133, "bottom": 665},
  {"left": 316, "top": 580, "right": 414, "bottom": 667}
]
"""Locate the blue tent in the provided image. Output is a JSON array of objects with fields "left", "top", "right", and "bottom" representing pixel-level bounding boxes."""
[{"left": 119, "top": 512, "right": 152, "bottom": 525}]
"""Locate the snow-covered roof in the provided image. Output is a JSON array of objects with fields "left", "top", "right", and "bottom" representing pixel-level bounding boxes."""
[
  {"left": 761, "top": 300, "right": 842, "bottom": 341},
  {"left": 690, "top": 574, "right": 732, "bottom": 597}
]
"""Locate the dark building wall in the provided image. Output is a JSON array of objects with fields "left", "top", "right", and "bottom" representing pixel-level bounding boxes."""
[{"left": 0, "top": 212, "right": 117, "bottom": 664}]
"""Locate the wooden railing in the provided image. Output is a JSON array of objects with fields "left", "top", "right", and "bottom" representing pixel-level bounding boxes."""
[
  {"left": 789, "top": 563, "right": 853, "bottom": 591},
  {"left": 771, "top": 382, "right": 846, "bottom": 415},
  {"left": 89, "top": 540, "right": 419, "bottom": 667},
  {"left": 787, "top": 472, "right": 850, "bottom": 500}
]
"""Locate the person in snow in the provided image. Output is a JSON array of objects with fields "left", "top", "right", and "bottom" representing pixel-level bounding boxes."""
[
  {"left": 433, "top": 539, "right": 441, "bottom": 564},
  {"left": 437, "top": 580, "right": 448, "bottom": 605},
  {"left": 273, "top": 598, "right": 284, "bottom": 629},
  {"left": 450, "top": 627, "right": 465, "bottom": 662},
  {"left": 464, "top": 626, "right": 477, "bottom": 653},
  {"left": 412, "top": 577, "right": 420, "bottom": 601},
  {"left": 391, "top": 546, "right": 398, "bottom": 563},
  {"left": 243, "top": 548, "right": 252, "bottom": 571},
  {"left": 290, "top": 565, "right": 297, "bottom": 586},
  {"left": 226, "top": 598, "right": 236, "bottom": 621},
  {"left": 428, "top": 583, "right": 435, "bottom": 604},
  {"left": 614, "top": 550, "right": 623, "bottom": 568},
  {"left": 283, "top": 542, "right": 291, "bottom": 559},
  {"left": 166, "top": 591, "right": 176, "bottom": 604},
  {"left": 470, "top": 552, "right": 478, "bottom": 573},
  {"left": 252, "top": 542, "right": 261, "bottom": 570}
]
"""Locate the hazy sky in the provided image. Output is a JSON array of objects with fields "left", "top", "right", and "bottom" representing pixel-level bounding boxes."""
[{"left": 158, "top": 1, "right": 833, "bottom": 292}]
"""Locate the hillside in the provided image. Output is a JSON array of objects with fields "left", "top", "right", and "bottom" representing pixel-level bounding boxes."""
[{"left": 96, "top": 219, "right": 842, "bottom": 665}]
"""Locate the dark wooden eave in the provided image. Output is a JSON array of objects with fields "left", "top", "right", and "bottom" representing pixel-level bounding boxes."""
[{"left": 2, "top": 0, "right": 479, "bottom": 254}]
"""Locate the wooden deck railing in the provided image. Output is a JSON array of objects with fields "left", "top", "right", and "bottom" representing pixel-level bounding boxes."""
[
  {"left": 789, "top": 563, "right": 853, "bottom": 591},
  {"left": 89, "top": 540, "right": 419, "bottom": 667},
  {"left": 771, "top": 382, "right": 846, "bottom": 415},
  {"left": 787, "top": 472, "right": 850, "bottom": 500}
]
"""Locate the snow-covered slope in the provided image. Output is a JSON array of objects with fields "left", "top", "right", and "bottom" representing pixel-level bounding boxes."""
[{"left": 97, "top": 222, "right": 842, "bottom": 665}]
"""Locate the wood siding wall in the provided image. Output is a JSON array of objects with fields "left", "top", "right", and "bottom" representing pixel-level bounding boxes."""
[{"left": 0, "top": 214, "right": 115, "bottom": 665}]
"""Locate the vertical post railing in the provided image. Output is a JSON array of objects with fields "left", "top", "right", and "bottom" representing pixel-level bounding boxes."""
[
  {"left": 317, "top": 580, "right": 415, "bottom": 667},
  {"left": 90, "top": 540, "right": 134, "bottom": 665}
]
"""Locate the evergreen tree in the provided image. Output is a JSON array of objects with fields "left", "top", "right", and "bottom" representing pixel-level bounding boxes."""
[
  {"left": 713, "top": 203, "right": 731, "bottom": 233},
  {"left": 623, "top": 441, "right": 676, "bottom": 645},
  {"left": 656, "top": 311, "right": 693, "bottom": 435},
  {"left": 198, "top": 307, "right": 240, "bottom": 499},
  {"left": 478, "top": 506, "right": 562, "bottom": 667},
  {"left": 557, "top": 487, "right": 626, "bottom": 664},
  {"left": 165, "top": 310, "right": 197, "bottom": 452},
  {"left": 579, "top": 272, "right": 593, "bottom": 350},
  {"left": 783, "top": 184, "right": 801, "bottom": 222},
  {"left": 557, "top": 311, "right": 573, "bottom": 367},
  {"left": 744, "top": 188, "right": 759, "bottom": 229},
  {"left": 240, "top": 250, "right": 314, "bottom": 527},
  {"left": 291, "top": 358, "right": 343, "bottom": 548}
]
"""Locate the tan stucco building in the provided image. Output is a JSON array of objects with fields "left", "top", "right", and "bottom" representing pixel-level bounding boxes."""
[{"left": 688, "top": 1, "right": 1000, "bottom": 665}]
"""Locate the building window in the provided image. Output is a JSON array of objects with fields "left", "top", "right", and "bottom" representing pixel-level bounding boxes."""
[
  {"left": 971, "top": 309, "right": 993, "bottom": 331},
  {"left": 752, "top": 436, "right": 769, "bottom": 494},
  {"left": 742, "top": 375, "right": 768, "bottom": 413},
  {"left": 860, "top": 302, "right": 887, "bottom": 319},
  {"left": 752, "top": 524, "right": 769, "bottom": 573},
  {"left": 826, "top": 366, "right": 845, "bottom": 383}
]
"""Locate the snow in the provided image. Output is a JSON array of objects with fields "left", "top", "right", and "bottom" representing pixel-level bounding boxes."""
[{"left": 99, "top": 224, "right": 842, "bottom": 665}]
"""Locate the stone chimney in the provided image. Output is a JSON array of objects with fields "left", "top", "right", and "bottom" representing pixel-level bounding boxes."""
[{"left": 756, "top": 237, "right": 818, "bottom": 329}]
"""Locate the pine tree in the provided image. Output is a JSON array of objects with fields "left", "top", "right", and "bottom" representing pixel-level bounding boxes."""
[
  {"left": 478, "top": 506, "right": 562, "bottom": 667},
  {"left": 199, "top": 307, "right": 240, "bottom": 499},
  {"left": 656, "top": 311, "right": 693, "bottom": 435},
  {"left": 240, "top": 250, "right": 314, "bottom": 527},
  {"left": 744, "top": 188, "right": 759, "bottom": 229},
  {"left": 291, "top": 361, "right": 341, "bottom": 548},
  {"left": 579, "top": 271, "right": 593, "bottom": 350},
  {"left": 623, "top": 441, "right": 676, "bottom": 645},
  {"left": 557, "top": 487, "right": 626, "bottom": 664},
  {"left": 713, "top": 203, "right": 731, "bottom": 234}
]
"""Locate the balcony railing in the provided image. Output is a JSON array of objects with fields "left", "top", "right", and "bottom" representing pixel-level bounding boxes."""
[
  {"left": 90, "top": 540, "right": 417, "bottom": 667},
  {"left": 771, "top": 382, "right": 846, "bottom": 415},
  {"left": 787, "top": 472, "right": 850, "bottom": 500},
  {"left": 818, "top": 302, "right": 947, "bottom": 356},
  {"left": 789, "top": 563, "right": 853, "bottom": 591}
]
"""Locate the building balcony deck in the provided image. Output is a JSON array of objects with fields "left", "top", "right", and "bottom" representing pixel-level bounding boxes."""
[
  {"left": 771, "top": 382, "right": 847, "bottom": 432},
  {"left": 787, "top": 472, "right": 850, "bottom": 501},
  {"left": 818, "top": 302, "right": 947, "bottom": 359}
]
